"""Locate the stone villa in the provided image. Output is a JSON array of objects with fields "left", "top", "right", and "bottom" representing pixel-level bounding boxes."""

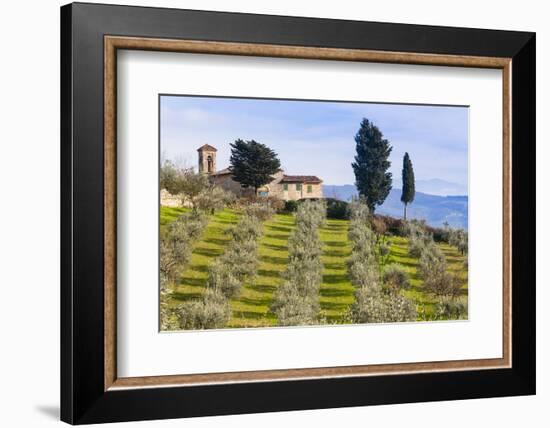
[{"left": 198, "top": 144, "right": 323, "bottom": 201}]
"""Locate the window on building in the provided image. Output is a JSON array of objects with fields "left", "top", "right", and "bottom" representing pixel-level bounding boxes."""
[
  {"left": 296, "top": 183, "right": 302, "bottom": 191},
  {"left": 207, "top": 156, "right": 213, "bottom": 173},
  {"left": 307, "top": 184, "right": 312, "bottom": 193},
  {"left": 283, "top": 183, "right": 288, "bottom": 191}
]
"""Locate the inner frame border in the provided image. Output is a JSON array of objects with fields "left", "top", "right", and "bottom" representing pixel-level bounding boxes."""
[{"left": 104, "top": 35, "right": 512, "bottom": 391}]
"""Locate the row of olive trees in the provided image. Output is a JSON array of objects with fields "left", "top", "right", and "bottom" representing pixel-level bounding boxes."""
[
  {"left": 445, "top": 224, "right": 468, "bottom": 256},
  {"left": 160, "top": 211, "right": 209, "bottom": 330},
  {"left": 347, "top": 200, "right": 417, "bottom": 323},
  {"left": 272, "top": 200, "right": 327, "bottom": 326},
  {"left": 404, "top": 220, "right": 467, "bottom": 319},
  {"left": 177, "top": 203, "right": 276, "bottom": 330},
  {"left": 405, "top": 221, "right": 464, "bottom": 299}
]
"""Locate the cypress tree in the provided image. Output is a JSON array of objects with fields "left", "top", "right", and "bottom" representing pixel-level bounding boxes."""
[
  {"left": 400, "top": 152, "right": 415, "bottom": 220},
  {"left": 229, "top": 139, "right": 281, "bottom": 194},
  {"left": 351, "top": 118, "right": 393, "bottom": 212}
]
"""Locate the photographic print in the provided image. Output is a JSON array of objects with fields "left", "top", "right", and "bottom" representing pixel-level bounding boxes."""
[{"left": 159, "top": 95, "right": 469, "bottom": 331}]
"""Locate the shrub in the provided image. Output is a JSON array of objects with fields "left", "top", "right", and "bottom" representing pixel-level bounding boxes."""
[
  {"left": 424, "top": 270, "right": 464, "bottom": 298},
  {"left": 383, "top": 264, "right": 410, "bottom": 292},
  {"left": 195, "top": 185, "right": 235, "bottom": 213},
  {"left": 430, "top": 226, "right": 449, "bottom": 243},
  {"left": 296, "top": 199, "right": 327, "bottom": 229},
  {"left": 284, "top": 200, "right": 299, "bottom": 212},
  {"left": 178, "top": 289, "right": 231, "bottom": 330},
  {"left": 418, "top": 245, "right": 463, "bottom": 298},
  {"left": 225, "top": 238, "right": 259, "bottom": 280},
  {"left": 449, "top": 228, "right": 468, "bottom": 255},
  {"left": 435, "top": 298, "right": 468, "bottom": 320},
  {"left": 379, "top": 242, "right": 390, "bottom": 258},
  {"left": 160, "top": 160, "right": 211, "bottom": 208},
  {"left": 348, "top": 223, "right": 375, "bottom": 247},
  {"left": 371, "top": 216, "right": 388, "bottom": 237},
  {"left": 229, "top": 215, "right": 263, "bottom": 242},
  {"left": 266, "top": 196, "right": 285, "bottom": 212},
  {"left": 206, "top": 259, "right": 243, "bottom": 298},
  {"left": 283, "top": 260, "right": 323, "bottom": 294},
  {"left": 348, "top": 198, "right": 371, "bottom": 222},
  {"left": 160, "top": 211, "right": 207, "bottom": 281},
  {"left": 160, "top": 273, "right": 179, "bottom": 331},
  {"left": 403, "top": 219, "right": 433, "bottom": 258},
  {"left": 325, "top": 198, "right": 349, "bottom": 219},
  {"left": 347, "top": 255, "right": 380, "bottom": 289},
  {"left": 375, "top": 215, "right": 404, "bottom": 236},
  {"left": 244, "top": 202, "right": 275, "bottom": 221},
  {"left": 350, "top": 287, "right": 416, "bottom": 323},
  {"left": 271, "top": 282, "right": 320, "bottom": 326},
  {"left": 408, "top": 235, "right": 426, "bottom": 258}
]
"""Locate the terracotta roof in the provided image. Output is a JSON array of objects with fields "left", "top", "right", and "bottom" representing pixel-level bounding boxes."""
[
  {"left": 211, "top": 168, "right": 232, "bottom": 176},
  {"left": 197, "top": 144, "right": 217, "bottom": 152},
  {"left": 280, "top": 175, "right": 322, "bottom": 183}
]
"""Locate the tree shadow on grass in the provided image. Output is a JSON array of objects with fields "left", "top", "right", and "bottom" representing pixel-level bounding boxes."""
[
  {"left": 389, "top": 258, "right": 418, "bottom": 269},
  {"left": 320, "top": 300, "right": 349, "bottom": 311},
  {"left": 172, "top": 290, "right": 203, "bottom": 301},
  {"left": 265, "top": 233, "right": 290, "bottom": 240},
  {"left": 193, "top": 247, "right": 223, "bottom": 257},
  {"left": 233, "top": 310, "right": 268, "bottom": 320},
  {"left": 323, "top": 249, "right": 348, "bottom": 258},
  {"left": 320, "top": 287, "right": 353, "bottom": 298},
  {"left": 249, "top": 283, "right": 277, "bottom": 294},
  {"left": 203, "top": 237, "right": 229, "bottom": 246},
  {"left": 323, "top": 240, "right": 348, "bottom": 248},
  {"left": 262, "top": 243, "right": 288, "bottom": 252},
  {"left": 260, "top": 255, "right": 288, "bottom": 265},
  {"left": 268, "top": 225, "right": 292, "bottom": 233},
  {"left": 189, "top": 264, "right": 209, "bottom": 273},
  {"left": 179, "top": 277, "right": 205, "bottom": 287},
  {"left": 257, "top": 269, "right": 280, "bottom": 278},
  {"left": 323, "top": 262, "right": 348, "bottom": 270},
  {"left": 322, "top": 273, "right": 349, "bottom": 284},
  {"left": 214, "top": 218, "right": 240, "bottom": 225},
  {"left": 323, "top": 224, "right": 348, "bottom": 232},
  {"left": 237, "top": 296, "right": 272, "bottom": 307}
]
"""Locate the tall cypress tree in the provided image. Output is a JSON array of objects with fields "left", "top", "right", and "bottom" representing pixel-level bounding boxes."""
[
  {"left": 351, "top": 118, "right": 393, "bottom": 212},
  {"left": 400, "top": 152, "right": 415, "bottom": 220}
]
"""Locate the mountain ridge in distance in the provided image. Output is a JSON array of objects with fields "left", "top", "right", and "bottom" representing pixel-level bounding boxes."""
[{"left": 322, "top": 184, "right": 468, "bottom": 229}]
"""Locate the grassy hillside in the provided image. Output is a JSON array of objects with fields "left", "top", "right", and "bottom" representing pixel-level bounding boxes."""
[{"left": 162, "top": 207, "right": 468, "bottom": 327}]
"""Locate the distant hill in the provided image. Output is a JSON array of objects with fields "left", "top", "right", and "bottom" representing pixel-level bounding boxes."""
[
  {"left": 322, "top": 185, "right": 468, "bottom": 229},
  {"left": 392, "top": 178, "right": 467, "bottom": 196}
]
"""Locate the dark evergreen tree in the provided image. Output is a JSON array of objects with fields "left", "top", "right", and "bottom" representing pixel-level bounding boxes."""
[
  {"left": 400, "top": 152, "right": 415, "bottom": 220},
  {"left": 229, "top": 139, "right": 281, "bottom": 194},
  {"left": 351, "top": 118, "right": 393, "bottom": 212}
]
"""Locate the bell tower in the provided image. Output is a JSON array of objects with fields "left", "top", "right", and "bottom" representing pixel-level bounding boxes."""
[{"left": 197, "top": 144, "right": 217, "bottom": 174}]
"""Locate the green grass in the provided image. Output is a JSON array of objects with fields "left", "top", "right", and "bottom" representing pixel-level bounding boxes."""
[
  {"left": 161, "top": 206, "right": 468, "bottom": 326},
  {"left": 319, "top": 219, "right": 354, "bottom": 323},
  {"left": 160, "top": 206, "right": 189, "bottom": 227}
]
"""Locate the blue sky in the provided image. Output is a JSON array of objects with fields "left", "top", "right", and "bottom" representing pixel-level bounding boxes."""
[{"left": 160, "top": 95, "right": 468, "bottom": 188}]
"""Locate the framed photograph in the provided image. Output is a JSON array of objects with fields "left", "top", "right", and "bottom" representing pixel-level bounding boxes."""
[{"left": 61, "top": 2, "right": 535, "bottom": 424}]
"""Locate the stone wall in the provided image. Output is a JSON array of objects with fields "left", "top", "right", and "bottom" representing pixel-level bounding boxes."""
[{"left": 160, "top": 189, "right": 182, "bottom": 207}]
